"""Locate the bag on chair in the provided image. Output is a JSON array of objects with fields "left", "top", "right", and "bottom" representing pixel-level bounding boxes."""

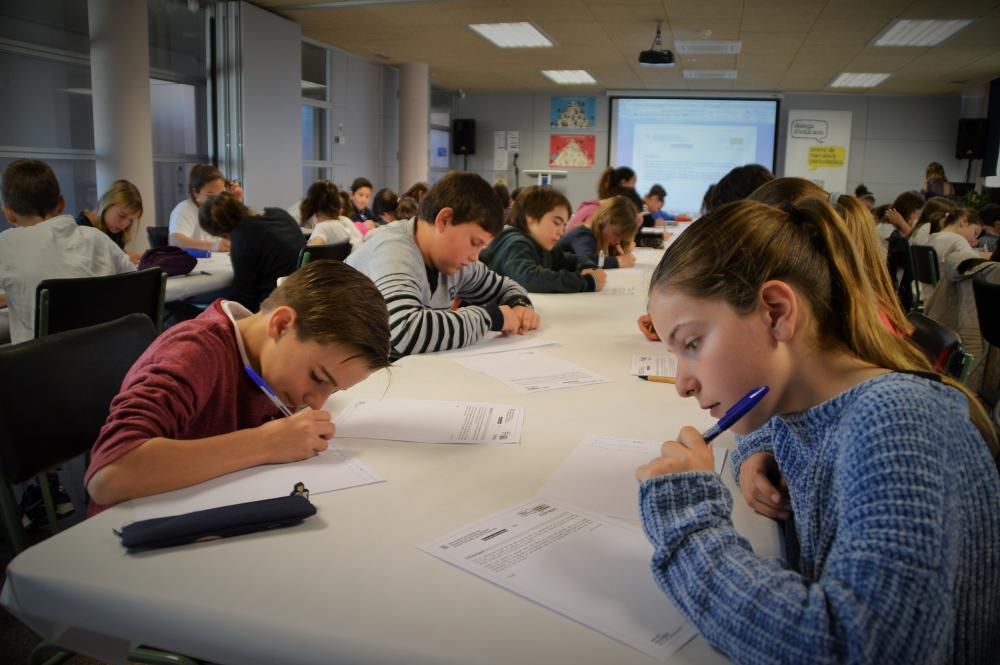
[{"left": 138, "top": 246, "right": 197, "bottom": 276}]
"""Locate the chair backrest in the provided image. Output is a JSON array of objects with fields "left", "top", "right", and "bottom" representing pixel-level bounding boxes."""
[
  {"left": 35, "top": 268, "right": 166, "bottom": 337},
  {"left": 0, "top": 313, "right": 157, "bottom": 485},
  {"left": 298, "top": 241, "right": 351, "bottom": 267},
  {"left": 972, "top": 274, "right": 1000, "bottom": 348},
  {"left": 907, "top": 311, "right": 965, "bottom": 378},
  {"left": 909, "top": 244, "right": 941, "bottom": 287},
  {"left": 147, "top": 226, "right": 169, "bottom": 249}
]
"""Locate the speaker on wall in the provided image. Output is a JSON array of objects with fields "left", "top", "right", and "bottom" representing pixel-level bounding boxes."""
[
  {"left": 956, "top": 118, "right": 988, "bottom": 160},
  {"left": 452, "top": 118, "right": 476, "bottom": 155}
]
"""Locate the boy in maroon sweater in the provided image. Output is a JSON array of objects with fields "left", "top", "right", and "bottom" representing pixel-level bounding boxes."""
[{"left": 85, "top": 260, "right": 391, "bottom": 513}]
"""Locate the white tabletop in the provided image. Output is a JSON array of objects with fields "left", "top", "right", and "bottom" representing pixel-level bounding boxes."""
[
  {"left": 1, "top": 243, "right": 782, "bottom": 665},
  {"left": 163, "top": 252, "right": 234, "bottom": 302}
]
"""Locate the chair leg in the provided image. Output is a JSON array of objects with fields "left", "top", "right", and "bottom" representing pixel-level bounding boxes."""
[
  {"left": 0, "top": 480, "right": 28, "bottom": 554},
  {"left": 28, "top": 641, "right": 74, "bottom": 665},
  {"left": 37, "top": 473, "right": 60, "bottom": 536}
]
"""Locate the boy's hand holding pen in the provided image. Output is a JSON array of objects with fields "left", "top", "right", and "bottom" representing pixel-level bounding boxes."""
[{"left": 256, "top": 410, "right": 334, "bottom": 464}]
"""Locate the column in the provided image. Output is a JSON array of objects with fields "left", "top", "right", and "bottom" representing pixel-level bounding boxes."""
[
  {"left": 88, "top": 0, "right": 156, "bottom": 251},
  {"left": 399, "top": 62, "right": 430, "bottom": 189}
]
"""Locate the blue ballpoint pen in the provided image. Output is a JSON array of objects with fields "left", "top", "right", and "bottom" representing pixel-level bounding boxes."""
[
  {"left": 243, "top": 365, "right": 294, "bottom": 417},
  {"left": 701, "top": 385, "right": 769, "bottom": 443}
]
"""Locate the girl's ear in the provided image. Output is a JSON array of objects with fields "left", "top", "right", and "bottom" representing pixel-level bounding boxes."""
[{"left": 758, "top": 280, "right": 798, "bottom": 342}]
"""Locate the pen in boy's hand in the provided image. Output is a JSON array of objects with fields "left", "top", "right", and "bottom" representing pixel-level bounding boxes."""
[{"left": 701, "top": 386, "right": 768, "bottom": 443}]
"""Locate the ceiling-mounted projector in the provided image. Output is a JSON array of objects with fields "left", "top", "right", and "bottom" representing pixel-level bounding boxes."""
[{"left": 640, "top": 20, "right": 675, "bottom": 67}]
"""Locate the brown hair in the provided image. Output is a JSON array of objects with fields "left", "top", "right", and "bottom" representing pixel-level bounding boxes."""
[
  {"left": 649, "top": 198, "right": 998, "bottom": 459},
  {"left": 198, "top": 191, "right": 246, "bottom": 237},
  {"left": 188, "top": 164, "right": 225, "bottom": 204},
  {"left": 910, "top": 196, "right": 956, "bottom": 237},
  {"left": 597, "top": 166, "right": 636, "bottom": 199},
  {"left": 1, "top": 159, "right": 61, "bottom": 218},
  {"left": 402, "top": 182, "right": 429, "bottom": 202},
  {"left": 94, "top": 179, "right": 142, "bottom": 244},
  {"left": 506, "top": 185, "right": 572, "bottom": 234},
  {"left": 301, "top": 180, "right": 342, "bottom": 224},
  {"left": 261, "top": 260, "right": 391, "bottom": 370},
  {"left": 418, "top": 172, "right": 504, "bottom": 235},
  {"left": 338, "top": 190, "right": 352, "bottom": 219},
  {"left": 925, "top": 161, "right": 947, "bottom": 182},
  {"left": 395, "top": 196, "right": 419, "bottom": 219},
  {"left": 371, "top": 188, "right": 399, "bottom": 220},
  {"left": 350, "top": 177, "right": 373, "bottom": 194},
  {"left": 891, "top": 190, "right": 925, "bottom": 222},
  {"left": 587, "top": 195, "right": 639, "bottom": 254},
  {"left": 493, "top": 183, "right": 511, "bottom": 209},
  {"left": 706, "top": 164, "right": 775, "bottom": 212},
  {"left": 748, "top": 177, "right": 910, "bottom": 336}
]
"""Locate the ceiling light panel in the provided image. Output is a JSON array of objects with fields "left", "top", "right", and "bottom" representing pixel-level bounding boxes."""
[
  {"left": 683, "top": 70, "right": 738, "bottom": 79},
  {"left": 469, "top": 22, "right": 553, "bottom": 48},
  {"left": 872, "top": 19, "right": 974, "bottom": 47},
  {"left": 541, "top": 70, "right": 597, "bottom": 85},
  {"left": 675, "top": 40, "right": 742, "bottom": 55},
  {"left": 828, "top": 72, "right": 890, "bottom": 88}
]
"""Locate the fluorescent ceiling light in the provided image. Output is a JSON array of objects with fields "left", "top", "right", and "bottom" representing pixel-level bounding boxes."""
[
  {"left": 675, "top": 40, "right": 742, "bottom": 55},
  {"left": 872, "top": 19, "right": 974, "bottom": 47},
  {"left": 683, "top": 70, "right": 737, "bottom": 79},
  {"left": 541, "top": 70, "right": 597, "bottom": 85},
  {"left": 828, "top": 72, "right": 890, "bottom": 88},
  {"left": 469, "top": 22, "right": 553, "bottom": 48}
]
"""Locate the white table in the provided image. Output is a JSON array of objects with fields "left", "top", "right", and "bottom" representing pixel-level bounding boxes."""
[
  {"left": 163, "top": 252, "right": 234, "bottom": 302},
  {"left": 1, "top": 245, "right": 781, "bottom": 665}
]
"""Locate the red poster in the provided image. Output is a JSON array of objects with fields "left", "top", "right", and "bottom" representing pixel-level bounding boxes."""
[{"left": 548, "top": 134, "right": 595, "bottom": 168}]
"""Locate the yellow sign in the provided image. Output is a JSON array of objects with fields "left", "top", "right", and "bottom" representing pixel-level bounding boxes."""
[{"left": 807, "top": 146, "right": 845, "bottom": 170}]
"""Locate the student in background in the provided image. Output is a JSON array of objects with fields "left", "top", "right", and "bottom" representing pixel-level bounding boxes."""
[
  {"left": 168, "top": 164, "right": 230, "bottom": 251},
  {"left": 854, "top": 183, "right": 876, "bottom": 211},
  {"left": 401, "top": 181, "right": 429, "bottom": 204},
  {"left": 643, "top": 184, "right": 675, "bottom": 225},
  {"left": 301, "top": 180, "right": 363, "bottom": 252},
  {"left": 556, "top": 195, "right": 638, "bottom": 269},
  {"left": 346, "top": 173, "right": 539, "bottom": 357},
  {"left": 921, "top": 161, "right": 956, "bottom": 199},
  {"left": 480, "top": 185, "right": 606, "bottom": 293},
  {"left": 509, "top": 187, "right": 524, "bottom": 206},
  {"left": 395, "top": 196, "right": 419, "bottom": 221},
  {"left": 977, "top": 203, "right": 1000, "bottom": 254},
  {"left": 636, "top": 197, "right": 999, "bottom": 665},
  {"left": 199, "top": 192, "right": 304, "bottom": 311},
  {"left": 702, "top": 163, "right": 774, "bottom": 213},
  {"left": 349, "top": 177, "right": 374, "bottom": 227},
  {"left": 76, "top": 178, "right": 143, "bottom": 263},
  {"left": 881, "top": 190, "right": 926, "bottom": 310},
  {"left": 908, "top": 197, "right": 957, "bottom": 246},
  {"left": 930, "top": 207, "right": 987, "bottom": 271},
  {"left": 371, "top": 188, "right": 399, "bottom": 226},
  {"left": 85, "top": 260, "right": 391, "bottom": 512},
  {"left": 0, "top": 159, "right": 134, "bottom": 344},
  {"left": 748, "top": 177, "right": 910, "bottom": 336},
  {"left": 567, "top": 166, "right": 643, "bottom": 230},
  {"left": 493, "top": 183, "right": 512, "bottom": 216}
]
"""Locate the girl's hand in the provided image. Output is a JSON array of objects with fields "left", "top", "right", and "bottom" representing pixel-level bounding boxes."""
[
  {"left": 254, "top": 409, "right": 334, "bottom": 464},
  {"left": 738, "top": 452, "right": 790, "bottom": 520},
  {"left": 636, "top": 427, "right": 715, "bottom": 481},
  {"left": 616, "top": 249, "right": 637, "bottom": 268},
  {"left": 884, "top": 208, "right": 908, "bottom": 232},
  {"left": 637, "top": 313, "right": 659, "bottom": 340},
  {"left": 581, "top": 268, "right": 607, "bottom": 291}
]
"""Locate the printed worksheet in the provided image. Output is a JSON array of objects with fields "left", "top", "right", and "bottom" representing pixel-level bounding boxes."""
[
  {"left": 455, "top": 350, "right": 608, "bottom": 393},
  {"left": 439, "top": 332, "right": 558, "bottom": 357},
  {"left": 540, "top": 434, "right": 727, "bottom": 522},
  {"left": 630, "top": 354, "right": 677, "bottom": 377},
  {"left": 129, "top": 443, "right": 383, "bottom": 521},
  {"left": 334, "top": 399, "right": 523, "bottom": 444},
  {"left": 420, "top": 498, "right": 697, "bottom": 660}
]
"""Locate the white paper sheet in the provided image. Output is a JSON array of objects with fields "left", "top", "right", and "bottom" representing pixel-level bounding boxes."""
[
  {"left": 335, "top": 399, "right": 523, "bottom": 444},
  {"left": 540, "top": 435, "right": 726, "bottom": 522},
  {"left": 420, "top": 498, "right": 697, "bottom": 660},
  {"left": 455, "top": 350, "right": 608, "bottom": 393},
  {"left": 129, "top": 443, "right": 383, "bottom": 521},
  {"left": 630, "top": 354, "right": 677, "bottom": 377},
  {"left": 438, "top": 332, "right": 558, "bottom": 357},
  {"left": 599, "top": 286, "right": 637, "bottom": 296}
]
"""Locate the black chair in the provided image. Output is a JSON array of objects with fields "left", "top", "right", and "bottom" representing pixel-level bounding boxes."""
[
  {"left": 972, "top": 275, "right": 1000, "bottom": 406},
  {"left": 908, "top": 244, "right": 940, "bottom": 312},
  {"left": 34, "top": 268, "right": 166, "bottom": 337},
  {"left": 0, "top": 314, "right": 157, "bottom": 553},
  {"left": 147, "top": 225, "right": 169, "bottom": 249},
  {"left": 298, "top": 240, "right": 351, "bottom": 267},
  {"left": 907, "top": 311, "right": 968, "bottom": 379}
]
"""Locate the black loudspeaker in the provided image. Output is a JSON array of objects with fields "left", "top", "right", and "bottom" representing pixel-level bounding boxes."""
[
  {"left": 452, "top": 118, "right": 476, "bottom": 155},
  {"left": 956, "top": 118, "right": 988, "bottom": 159}
]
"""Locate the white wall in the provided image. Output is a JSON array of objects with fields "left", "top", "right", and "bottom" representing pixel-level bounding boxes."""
[{"left": 450, "top": 90, "right": 976, "bottom": 209}]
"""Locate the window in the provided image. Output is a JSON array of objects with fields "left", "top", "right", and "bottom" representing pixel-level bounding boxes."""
[{"left": 301, "top": 40, "right": 334, "bottom": 196}]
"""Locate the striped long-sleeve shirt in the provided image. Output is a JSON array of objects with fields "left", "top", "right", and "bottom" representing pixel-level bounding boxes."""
[
  {"left": 346, "top": 218, "right": 531, "bottom": 357},
  {"left": 639, "top": 372, "right": 1000, "bottom": 665}
]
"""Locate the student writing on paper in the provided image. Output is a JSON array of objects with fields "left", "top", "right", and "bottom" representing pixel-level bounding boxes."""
[
  {"left": 555, "top": 196, "right": 638, "bottom": 269},
  {"left": 346, "top": 173, "right": 539, "bottom": 357},
  {"left": 480, "top": 185, "right": 606, "bottom": 293},
  {"left": 634, "top": 199, "right": 1000, "bottom": 664},
  {"left": 85, "top": 261, "right": 391, "bottom": 513},
  {"left": 168, "top": 164, "right": 231, "bottom": 251}
]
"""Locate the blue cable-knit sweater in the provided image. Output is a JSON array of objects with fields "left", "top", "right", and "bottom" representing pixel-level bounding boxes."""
[{"left": 639, "top": 373, "right": 1000, "bottom": 665}]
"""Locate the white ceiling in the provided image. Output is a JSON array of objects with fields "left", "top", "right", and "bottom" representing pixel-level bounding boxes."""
[{"left": 255, "top": 0, "right": 1000, "bottom": 95}]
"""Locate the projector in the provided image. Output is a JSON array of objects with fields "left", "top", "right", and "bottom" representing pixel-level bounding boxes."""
[{"left": 639, "top": 49, "right": 675, "bottom": 67}]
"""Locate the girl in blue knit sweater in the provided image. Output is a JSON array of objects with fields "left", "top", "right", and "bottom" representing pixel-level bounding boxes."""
[{"left": 636, "top": 198, "right": 1000, "bottom": 665}]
